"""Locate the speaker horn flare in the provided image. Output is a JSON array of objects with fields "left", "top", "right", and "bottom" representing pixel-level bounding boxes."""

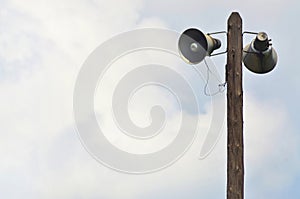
[
  {"left": 178, "top": 28, "right": 221, "bottom": 64},
  {"left": 243, "top": 32, "right": 278, "bottom": 74}
]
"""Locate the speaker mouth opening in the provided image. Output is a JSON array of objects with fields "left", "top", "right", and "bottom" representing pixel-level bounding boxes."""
[{"left": 178, "top": 28, "right": 208, "bottom": 64}]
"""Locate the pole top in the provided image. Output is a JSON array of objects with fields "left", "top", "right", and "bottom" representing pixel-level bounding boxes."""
[
  {"left": 230, "top": 12, "right": 241, "bottom": 17},
  {"left": 228, "top": 12, "right": 242, "bottom": 24}
]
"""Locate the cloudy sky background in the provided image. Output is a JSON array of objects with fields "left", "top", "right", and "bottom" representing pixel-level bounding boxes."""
[{"left": 1, "top": 0, "right": 300, "bottom": 198}]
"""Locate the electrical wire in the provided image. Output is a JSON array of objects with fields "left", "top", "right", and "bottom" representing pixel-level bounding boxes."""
[{"left": 203, "top": 58, "right": 227, "bottom": 96}]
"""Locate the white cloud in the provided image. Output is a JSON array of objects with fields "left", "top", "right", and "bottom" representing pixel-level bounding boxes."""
[
  {"left": 0, "top": 0, "right": 299, "bottom": 199},
  {"left": 244, "top": 94, "right": 300, "bottom": 198},
  {"left": 0, "top": 0, "right": 144, "bottom": 197}
]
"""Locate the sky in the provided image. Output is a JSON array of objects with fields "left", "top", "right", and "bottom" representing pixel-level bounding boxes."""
[{"left": 0, "top": 0, "right": 300, "bottom": 198}]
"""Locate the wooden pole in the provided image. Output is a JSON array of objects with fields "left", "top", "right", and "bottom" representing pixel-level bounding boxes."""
[{"left": 226, "top": 12, "right": 244, "bottom": 199}]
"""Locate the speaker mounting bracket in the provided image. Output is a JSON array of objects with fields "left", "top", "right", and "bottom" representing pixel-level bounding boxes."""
[
  {"left": 242, "top": 31, "right": 258, "bottom": 35},
  {"left": 207, "top": 31, "right": 227, "bottom": 35},
  {"left": 210, "top": 50, "right": 227, "bottom": 57},
  {"left": 206, "top": 31, "right": 227, "bottom": 57}
]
